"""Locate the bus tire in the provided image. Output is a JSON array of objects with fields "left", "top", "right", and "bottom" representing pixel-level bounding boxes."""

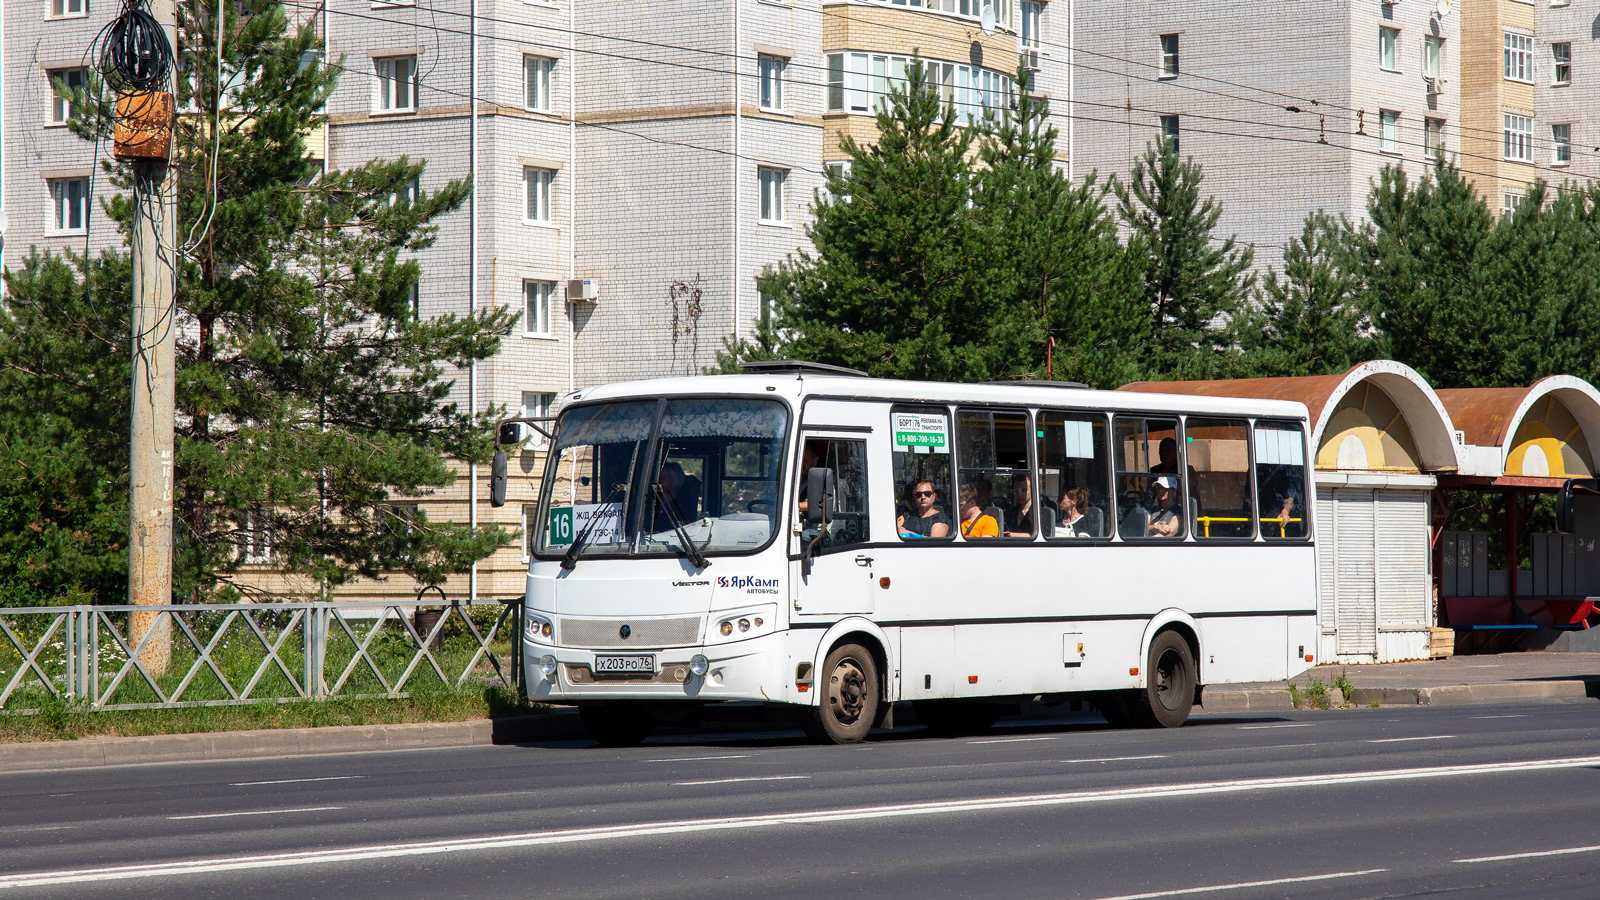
[
  {"left": 1130, "top": 631, "right": 1196, "bottom": 728},
  {"left": 579, "top": 701, "right": 655, "bottom": 747},
  {"left": 812, "top": 642, "right": 879, "bottom": 744},
  {"left": 913, "top": 700, "right": 1002, "bottom": 736}
]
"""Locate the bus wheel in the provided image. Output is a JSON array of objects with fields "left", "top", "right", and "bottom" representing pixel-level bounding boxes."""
[
  {"left": 1131, "top": 631, "right": 1196, "bottom": 728},
  {"left": 914, "top": 700, "right": 1002, "bottom": 736},
  {"left": 813, "top": 643, "right": 879, "bottom": 744},
  {"left": 579, "top": 701, "right": 655, "bottom": 747}
]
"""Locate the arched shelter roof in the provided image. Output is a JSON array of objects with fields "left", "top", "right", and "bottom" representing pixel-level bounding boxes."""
[
  {"left": 1438, "top": 376, "right": 1600, "bottom": 478},
  {"left": 1120, "top": 360, "right": 1461, "bottom": 472}
]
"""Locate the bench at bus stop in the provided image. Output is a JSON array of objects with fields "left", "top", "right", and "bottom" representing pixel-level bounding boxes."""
[{"left": 1443, "top": 596, "right": 1598, "bottom": 651}]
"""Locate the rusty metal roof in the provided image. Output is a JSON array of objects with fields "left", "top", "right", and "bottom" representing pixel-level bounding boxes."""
[
  {"left": 1435, "top": 387, "right": 1532, "bottom": 448},
  {"left": 1119, "top": 373, "right": 1351, "bottom": 433}
]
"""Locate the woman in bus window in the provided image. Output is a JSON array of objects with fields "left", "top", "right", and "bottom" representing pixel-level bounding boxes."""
[
  {"left": 1147, "top": 476, "right": 1184, "bottom": 537},
  {"left": 1058, "top": 487, "right": 1091, "bottom": 537},
  {"left": 959, "top": 484, "right": 999, "bottom": 538}
]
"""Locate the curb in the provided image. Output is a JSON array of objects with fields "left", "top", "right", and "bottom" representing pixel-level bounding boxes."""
[
  {"left": 0, "top": 712, "right": 585, "bottom": 774},
  {"left": 1349, "top": 680, "right": 1600, "bottom": 707},
  {"left": 1197, "top": 688, "right": 1295, "bottom": 713}
]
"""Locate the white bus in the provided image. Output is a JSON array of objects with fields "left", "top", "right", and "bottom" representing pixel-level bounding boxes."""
[{"left": 516, "top": 362, "right": 1319, "bottom": 745}]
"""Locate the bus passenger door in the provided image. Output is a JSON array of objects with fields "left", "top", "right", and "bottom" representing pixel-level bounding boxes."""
[{"left": 792, "top": 434, "right": 876, "bottom": 617}]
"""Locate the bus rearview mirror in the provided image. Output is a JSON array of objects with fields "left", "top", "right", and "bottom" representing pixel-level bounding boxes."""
[
  {"left": 805, "top": 467, "right": 835, "bottom": 527},
  {"left": 490, "top": 451, "right": 508, "bottom": 508}
]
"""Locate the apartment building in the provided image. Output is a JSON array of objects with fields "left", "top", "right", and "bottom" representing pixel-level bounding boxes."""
[
  {"left": 1071, "top": 0, "right": 1463, "bottom": 272},
  {"left": 1461, "top": 0, "right": 1598, "bottom": 215}
]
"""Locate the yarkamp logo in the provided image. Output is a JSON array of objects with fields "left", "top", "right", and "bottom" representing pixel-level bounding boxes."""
[{"left": 717, "top": 575, "right": 780, "bottom": 594}]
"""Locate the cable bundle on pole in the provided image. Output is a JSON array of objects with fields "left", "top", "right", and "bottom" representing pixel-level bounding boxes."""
[{"left": 102, "top": 0, "right": 174, "bottom": 91}]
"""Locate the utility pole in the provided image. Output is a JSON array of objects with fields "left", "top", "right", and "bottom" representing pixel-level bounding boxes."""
[{"left": 119, "top": 0, "right": 179, "bottom": 674}]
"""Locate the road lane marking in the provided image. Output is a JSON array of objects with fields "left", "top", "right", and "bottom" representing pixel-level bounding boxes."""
[
  {"left": 167, "top": 807, "right": 343, "bottom": 821},
  {"left": 1059, "top": 755, "right": 1167, "bottom": 764},
  {"left": 1368, "top": 736, "right": 1456, "bottom": 743},
  {"left": 645, "top": 756, "right": 751, "bottom": 763},
  {"left": 1472, "top": 715, "right": 1528, "bottom": 720},
  {"left": 673, "top": 775, "right": 810, "bottom": 786},
  {"left": 1238, "top": 724, "right": 1314, "bottom": 730},
  {"left": 1086, "top": 869, "right": 1387, "bottom": 899},
  {"left": 1457, "top": 844, "right": 1600, "bottom": 863},
  {"left": 969, "top": 736, "right": 1061, "bottom": 744},
  {"left": 231, "top": 776, "right": 365, "bottom": 787},
  {"left": 8, "top": 756, "right": 1600, "bottom": 889}
]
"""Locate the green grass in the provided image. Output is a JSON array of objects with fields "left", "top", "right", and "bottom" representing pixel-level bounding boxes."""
[
  {"left": 1, "top": 684, "right": 538, "bottom": 743},
  {"left": 1288, "top": 675, "right": 1333, "bottom": 710}
]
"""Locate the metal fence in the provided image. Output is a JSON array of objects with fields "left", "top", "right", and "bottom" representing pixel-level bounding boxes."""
[{"left": 0, "top": 598, "right": 521, "bottom": 713}]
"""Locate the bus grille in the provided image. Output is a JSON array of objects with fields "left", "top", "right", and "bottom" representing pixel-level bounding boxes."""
[{"left": 559, "top": 616, "right": 702, "bottom": 648}]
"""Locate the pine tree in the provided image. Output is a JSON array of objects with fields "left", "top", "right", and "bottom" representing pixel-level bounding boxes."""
[
  {"left": 1114, "top": 141, "right": 1255, "bottom": 379},
  {"left": 0, "top": 0, "right": 517, "bottom": 604},
  {"left": 974, "top": 71, "right": 1144, "bottom": 387},
  {"left": 1233, "top": 211, "right": 1380, "bottom": 378},
  {"left": 750, "top": 60, "right": 1026, "bottom": 382}
]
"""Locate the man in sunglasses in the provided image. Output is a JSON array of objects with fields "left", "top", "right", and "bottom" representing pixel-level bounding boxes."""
[{"left": 897, "top": 480, "right": 951, "bottom": 538}]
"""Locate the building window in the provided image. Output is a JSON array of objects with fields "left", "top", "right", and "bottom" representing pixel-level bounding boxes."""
[
  {"left": 374, "top": 55, "right": 417, "bottom": 112},
  {"left": 50, "top": 0, "right": 87, "bottom": 16},
  {"left": 1424, "top": 117, "right": 1444, "bottom": 159},
  {"left": 823, "top": 161, "right": 853, "bottom": 203},
  {"left": 1504, "top": 33, "right": 1533, "bottom": 82},
  {"left": 522, "top": 505, "right": 537, "bottom": 560},
  {"left": 243, "top": 507, "right": 271, "bottom": 564},
  {"left": 1020, "top": 1, "right": 1042, "bottom": 49},
  {"left": 523, "top": 281, "right": 554, "bottom": 335},
  {"left": 826, "top": 54, "right": 845, "bottom": 111},
  {"left": 388, "top": 176, "right": 420, "bottom": 208},
  {"left": 1424, "top": 36, "right": 1444, "bottom": 80},
  {"left": 48, "top": 69, "right": 86, "bottom": 124},
  {"left": 1160, "top": 115, "right": 1180, "bottom": 154},
  {"left": 50, "top": 178, "right": 89, "bottom": 233},
  {"left": 521, "top": 391, "right": 555, "bottom": 449},
  {"left": 408, "top": 281, "right": 421, "bottom": 320},
  {"left": 1159, "top": 34, "right": 1179, "bottom": 78},
  {"left": 758, "top": 167, "right": 786, "bottom": 223},
  {"left": 1503, "top": 191, "right": 1524, "bottom": 218},
  {"left": 1504, "top": 113, "right": 1533, "bottom": 162},
  {"left": 523, "top": 167, "right": 554, "bottom": 222},
  {"left": 759, "top": 290, "right": 775, "bottom": 331},
  {"left": 1379, "top": 110, "right": 1399, "bottom": 154},
  {"left": 759, "top": 55, "right": 787, "bottom": 111},
  {"left": 824, "top": 51, "right": 1011, "bottom": 124},
  {"left": 1551, "top": 43, "right": 1571, "bottom": 85},
  {"left": 524, "top": 55, "right": 554, "bottom": 111},
  {"left": 1379, "top": 27, "right": 1399, "bottom": 71},
  {"left": 1552, "top": 123, "right": 1571, "bottom": 165}
]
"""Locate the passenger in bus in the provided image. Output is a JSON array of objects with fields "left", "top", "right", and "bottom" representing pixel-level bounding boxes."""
[
  {"left": 1058, "top": 487, "right": 1092, "bottom": 537},
  {"left": 958, "top": 484, "right": 999, "bottom": 538},
  {"left": 1152, "top": 438, "right": 1180, "bottom": 474},
  {"left": 1147, "top": 476, "right": 1184, "bottom": 537},
  {"left": 653, "top": 461, "right": 699, "bottom": 530},
  {"left": 897, "top": 480, "right": 951, "bottom": 538},
  {"left": 1005, "top": 476, "right": 1037, "bottom": 537}
]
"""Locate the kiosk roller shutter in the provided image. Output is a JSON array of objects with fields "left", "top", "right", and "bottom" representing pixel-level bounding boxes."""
[
  {"left": 1333, "top": 488, "right": 1378, "bottom": 657},
  {"left": 1376, "top": 491, "right": 1431, "bottom": 629}
]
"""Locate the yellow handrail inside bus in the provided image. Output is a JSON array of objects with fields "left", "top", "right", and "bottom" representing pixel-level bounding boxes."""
[{"left": 1195, "top": 515, "right": 1303, "bottom": 537}]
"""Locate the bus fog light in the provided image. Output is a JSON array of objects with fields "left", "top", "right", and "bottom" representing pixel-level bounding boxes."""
[
  {"left": 538, "top": 655, "right": 558, "bottom": 678},
  {"left": 689, "top": 654, "right": 710, "bottom": 677},
  {"left": 719, "top": 621, "right": 733, "bottom": 637},
  {"left": 541, "top": 622, "right": 552, "bottom": 638},
  {"left": 738, "top": 618, "right": 751, "bottom": 632}
]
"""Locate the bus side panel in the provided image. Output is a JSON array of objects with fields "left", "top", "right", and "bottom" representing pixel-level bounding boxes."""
[{"left": 1197, "top": 617, "right": 1290, "bottom": 684}]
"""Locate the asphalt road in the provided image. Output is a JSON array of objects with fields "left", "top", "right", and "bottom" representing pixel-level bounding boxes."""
[{"left": 4, "top": 701, "right": 1600, "bottom": 899}]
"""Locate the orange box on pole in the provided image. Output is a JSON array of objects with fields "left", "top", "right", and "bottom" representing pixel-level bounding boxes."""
[{"left": 113, "top": 91, "right": 175, "bottom": 160}]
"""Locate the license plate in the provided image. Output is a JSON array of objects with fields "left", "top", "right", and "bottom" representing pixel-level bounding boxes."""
[{"left": 593, "top": 655, "right": 656, "bottom": 674}]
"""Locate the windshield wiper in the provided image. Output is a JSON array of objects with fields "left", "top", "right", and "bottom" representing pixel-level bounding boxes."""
[
  {"left": 650, "top": 482, "right": 711, "bottom": 570},
  {"left": 560, "top": 482, "right": 627, "bottom": 571}
]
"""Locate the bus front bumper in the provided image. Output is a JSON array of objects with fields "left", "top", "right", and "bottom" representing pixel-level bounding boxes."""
[{"left": 522, "top": 630, "right": 794, "bottom": 704}]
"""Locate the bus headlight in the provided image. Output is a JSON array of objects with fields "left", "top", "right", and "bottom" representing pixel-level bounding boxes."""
[
  {"left": 524, "top": 613, "right": 554, "bottom": 644},
  {"left": 689, "top": 654, "right": 710, "bottom": 677},
  {"left": 712, "top": 606, "right": 777, "bottom": 643},
  {"left": 538, "top": 655, "right": 558, "bottom": 678}
]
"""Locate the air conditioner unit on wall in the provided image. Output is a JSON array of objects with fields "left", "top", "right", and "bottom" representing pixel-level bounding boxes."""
[
  {"left": 566, "top": 278, "right": 598, "bottom": 303},
  {"left": 1023, "top": 48, "right": 1042, "bottom": 72},
  {"left": 1424, "top": 76, "right": 1444, "bottom": 96}
]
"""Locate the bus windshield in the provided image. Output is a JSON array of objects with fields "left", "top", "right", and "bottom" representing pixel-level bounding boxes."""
[{"left": 537, "top": 397, "right": 789, "bottom": 559}]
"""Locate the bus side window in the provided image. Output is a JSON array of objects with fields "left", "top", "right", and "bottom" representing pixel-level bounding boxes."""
[
  {"left": 1188, "top": 418, "right": 1253, "bottom": 539},
  {"left": 890, "top": 407, "right": 955, "bottom": 540},
  {"left": 1255, "top": 423, "right": 1308, "bottom": 539},
  {"left": 956, "top": 408, "right": 1031, "bottom": 538},
  {"left": 1038, "top": 411, "right": 1111, "bottom": 539},
  {"left": 1114, "top": 416, "right": 1185, "bottom": 539}
]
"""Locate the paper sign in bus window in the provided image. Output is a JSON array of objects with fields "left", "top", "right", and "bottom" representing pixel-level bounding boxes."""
[
  {"left": 547, "top": 502, "right": 623, "bottom": 546},
  {"left": 893, "top": 413, "right": 949, "bottom": 454},
  {"left": 1063, "top": 419, "right": 1096, "bottom": 459}
]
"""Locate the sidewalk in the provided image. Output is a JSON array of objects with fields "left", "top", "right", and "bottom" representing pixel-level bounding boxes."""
[
  {"left": 1201, "top": 651, "right": 1600, "bottom": 712},
  {"left": 4, "top": 652, "right": 1598, "bottom": 773}
]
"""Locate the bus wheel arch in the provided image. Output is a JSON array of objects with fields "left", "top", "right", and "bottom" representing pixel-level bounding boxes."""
[
  {"left": 1140, "top": 611, "right": 1202, "bottom": 688},
  {"left": 808, "top": 620, "right": 895, "bottom": 708},
  {"left": 1131, "top": 613, "right": 1201, "bottom": 728}
]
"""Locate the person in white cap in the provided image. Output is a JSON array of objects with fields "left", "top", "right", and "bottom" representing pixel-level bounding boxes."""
[{"left": 1147, "top": 475, "right": 1184, "bottom": 537}]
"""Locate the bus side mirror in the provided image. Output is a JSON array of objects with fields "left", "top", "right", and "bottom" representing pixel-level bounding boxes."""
[
  {"left": 805, "top": 467, "right": 835, "bottom": 527},
  {"left": 498, "top": 422, "right": 522, "bottom": 445},
  {"left": 1556, "top": 478, "right": 1599, "bottom": 535},
  {"left": 490, "top": 451, "right": 508, "bottom": 508}
]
